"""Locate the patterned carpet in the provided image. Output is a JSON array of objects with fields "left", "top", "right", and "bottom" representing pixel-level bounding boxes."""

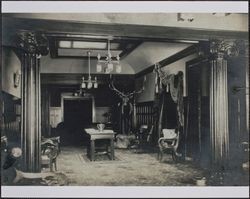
[
  {"left": 3, "top": 146, "right": 248, "bottom": 186},
  {"left": 80, "top": 153, "right": 123, "bottom": 163},
  {"left": 55, "top": 146, "right": 207, "bottom": 186}
]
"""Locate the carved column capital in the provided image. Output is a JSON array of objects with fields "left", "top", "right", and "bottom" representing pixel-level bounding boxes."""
[
  {"left": 210, "top": 39, "right": 248, "bottom": 58},
  {"left": 16, "top": 31, "right": 49, "bottom": 56}
]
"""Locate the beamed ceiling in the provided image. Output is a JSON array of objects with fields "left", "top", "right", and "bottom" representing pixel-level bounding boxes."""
[{"left": 2, "top": 14, "right": 248, "bottom": 85}]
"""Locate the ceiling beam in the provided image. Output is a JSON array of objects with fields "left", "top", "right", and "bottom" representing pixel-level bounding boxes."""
[
  {"left": 46, "top": 35, "right": 142, "bottom": 59},
  {"left": 2, "top": 17, "right": 248, "bottom": 47},
  {"left": 45, "top": 33, "right": 199, "bottom": 44}
]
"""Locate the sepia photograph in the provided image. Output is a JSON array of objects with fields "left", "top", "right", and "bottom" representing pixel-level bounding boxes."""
[{"left": 1, "top": 1, "right": 249, "bottom": 198}]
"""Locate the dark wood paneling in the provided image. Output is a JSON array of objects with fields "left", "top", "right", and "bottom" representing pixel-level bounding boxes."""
[
  {"left": 136, "top": 102, "right": 154, "bottom": 127},
  {"left": 1, "top": 92, "right": 21, "bottom": 141},
  {"left": 227, "top": 56, "right": 248, "bottom": 168},
  {"left": 0, "top": 47, "right": 2, "bottom": 137},
  {"left": 135, "top": 101, "right": 155, "bottom": 143},
  {"left": 41, "top": 86, "right": 51, "bottom": 137},
  {"left": 186, "top": 59, "right": 210, "bottom": 164}
]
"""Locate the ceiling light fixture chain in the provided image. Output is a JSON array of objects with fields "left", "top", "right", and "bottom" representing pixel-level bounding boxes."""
[{"left": 81, "top": 51, "right": 98, "bottom": 89}]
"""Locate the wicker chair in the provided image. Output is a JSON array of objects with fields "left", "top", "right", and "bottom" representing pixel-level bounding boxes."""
[{"left": 158, "top": 129, "right": 180, "bottom": 162}]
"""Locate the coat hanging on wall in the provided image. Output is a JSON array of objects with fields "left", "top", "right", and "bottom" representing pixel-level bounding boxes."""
[{"left": 154, "top": 63, "right": 184, "bottom": 127}]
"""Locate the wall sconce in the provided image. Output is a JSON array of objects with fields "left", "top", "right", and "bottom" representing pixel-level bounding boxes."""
[{"left": 14, "top": 70, "right": 21, "bottom": 88}]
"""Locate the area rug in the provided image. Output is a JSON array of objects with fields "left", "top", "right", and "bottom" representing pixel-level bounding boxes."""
[{"left": 78, "top": 153, "right": 123, "bottom": 163}]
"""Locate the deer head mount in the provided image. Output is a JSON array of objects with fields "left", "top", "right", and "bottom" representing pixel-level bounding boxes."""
[
  {"left": 109, "top": 75, "right": 146, "bottom": 115},
  {"left": 109, "top": 75, "right": 146, "bottom": 105}
]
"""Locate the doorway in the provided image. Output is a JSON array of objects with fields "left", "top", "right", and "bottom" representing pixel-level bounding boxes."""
[{"left": 61, "top": 97, "right": 94, "bottom": 146}]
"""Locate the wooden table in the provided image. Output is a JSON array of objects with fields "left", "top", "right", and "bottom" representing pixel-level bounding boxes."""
[{"left": 85, "top": 128, "right": 115, "bottom": 161}]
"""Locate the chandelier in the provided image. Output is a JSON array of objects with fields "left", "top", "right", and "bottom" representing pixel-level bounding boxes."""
[
  {"left": 96, "top": 38, "right": 122, "bottom": 74},
  {"left": 81, "top": 51, "right": 98, "bottom": 89}
]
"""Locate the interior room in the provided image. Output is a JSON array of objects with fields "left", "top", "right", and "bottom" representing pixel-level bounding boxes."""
[{"left": 1, "top": 12, "right": 249, "bottom": 187}]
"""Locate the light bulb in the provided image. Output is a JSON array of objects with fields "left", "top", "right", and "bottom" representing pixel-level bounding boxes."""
[
  {"left": 105, "top": 67, "right": 111, "bottom": 74},
  {"left": 94, "top": 77, "right": 98, "bottom": 88},
  {"left": 87, "top": 82, "right": 92, "bottom": 89},
  {"left": 81, "top": 82, "right": 86, "bottom": 89},
  {"left": 96, "top": 63, "right": 102, "bottom": 73},
  {"left": 107, "top": 62, "right": 113, "bottom": 71},
  {"left": 116, "top": 55, "right": 120, "bottom": 61}
]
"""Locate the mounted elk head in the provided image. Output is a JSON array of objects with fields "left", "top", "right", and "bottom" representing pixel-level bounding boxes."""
[{"left": 109, "top": 75, "right": 146, "bottom": 114}]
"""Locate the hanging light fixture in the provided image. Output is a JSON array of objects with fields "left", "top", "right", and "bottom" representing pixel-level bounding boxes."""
[
  {"left": 96, "top": 37, "right": 122, "bottom": 74},
  {"left": 81, "top": 51, "right": 98, "bottom": 89}
]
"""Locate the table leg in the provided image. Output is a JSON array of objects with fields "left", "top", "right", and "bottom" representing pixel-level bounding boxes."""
[
  {"left": 110, "top": 139, "right": 114, "bottom": 160},
  {"left": 106, "top": 143, "right": 109, "bottom": 154},
  {"left": 90, "top": 140, "right": 95, "bottom": 161}
]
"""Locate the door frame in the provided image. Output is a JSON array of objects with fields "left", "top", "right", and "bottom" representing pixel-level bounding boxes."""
[
  {"left": 185, "top": 57, "right": 210, "bottom": 162},
  {"left": 60, "top": 93, "right": 96, "bottom": 123}
]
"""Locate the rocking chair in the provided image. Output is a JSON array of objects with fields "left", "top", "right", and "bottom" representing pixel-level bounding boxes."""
[{"left": 158, "top": 128, "right": 181, "bottom": 162}]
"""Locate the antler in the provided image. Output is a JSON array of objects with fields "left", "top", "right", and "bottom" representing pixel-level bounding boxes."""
[
  {"left": 109, "top": 75, "right": 146, "bottom": 99},
  {"left": 127, "top": 75, "right": 146, "bottom": 98},
  {"left": 154, "top": 63, "right": 169, "bottom": 85},
  {"left": 109, "top": 79, "right": 127, "bottom": 98},
  {"left": 154, "top": 63, "right": 164, "bottom": 78}
]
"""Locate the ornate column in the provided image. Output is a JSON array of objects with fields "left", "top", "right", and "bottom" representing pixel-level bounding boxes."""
[
  {"left": 16, "top": 31, "right": 48, "bottom": 172},
  {"left": 209, "top": 39, "right": 241, "bottom": 169}
]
